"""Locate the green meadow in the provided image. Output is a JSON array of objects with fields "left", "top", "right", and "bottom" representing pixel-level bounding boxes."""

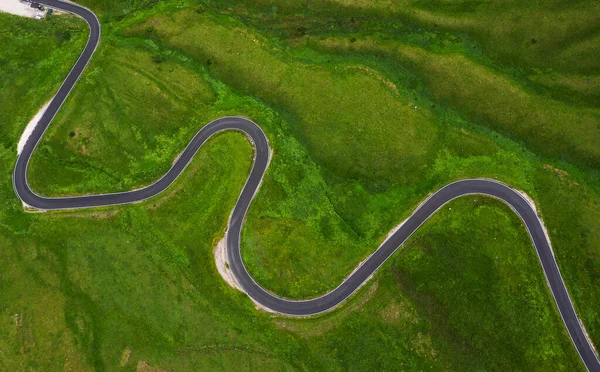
[{"left": 1, "top": 0, "right": 599, "bottom": 369}]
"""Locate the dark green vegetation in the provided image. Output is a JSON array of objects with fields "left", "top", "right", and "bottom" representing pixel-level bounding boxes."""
[{"left": 1, "top": 0, "right": 599, "bottom": 369}]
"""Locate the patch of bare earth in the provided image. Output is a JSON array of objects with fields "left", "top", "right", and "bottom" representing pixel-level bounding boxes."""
[
  {"left": 380, "top": 299, "right": 419, "bottom": 325},
  {"left": 177, "top": 344, "right": 274, "bottom": 358},
  {"left": 517, "top": 190, "right": 538, "bottom": 214},
  {"left": 120, "top": 348, "right": 132, "bottom": 367},
  {"left": 51, "top": 210, "right": 120, "bottom": 219},
  {"left": 214, "top": 237, "right": 242, "bottom": 291},
  {"left": 22, "top": 204, "right": 47, "bottom": 213},
  {"left": 15, "top": 313, "right": 36, "bottom": 353},
  {"left": 580, "top": 319, "right": 598, "bottom": 355},
  {"left": 383, "top": 216, "right": 409, "bottom": 243},
  {"left": 136, "top": 360, "right": 166, "bottom": 372},
  {"left": 543, "top": 164, "right": 579, "bottom": 186},
  {"left": 412, "top": 332, "right": 437, "bottom": 358},
  {"left": 213, "top": 237, "right": 277, "bottom": 314}
]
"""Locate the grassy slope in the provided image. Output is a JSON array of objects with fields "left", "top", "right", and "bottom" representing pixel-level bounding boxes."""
[
  {"left": 28, "top": 39, "right": 218, "bottom": 194},
  {"left": 2, "top": 0, "right": 599, "bottom": 369},
  {"left": 128, "top": 9, "right": 539, "bottom": 299},
  {"left": 217, "top": 0, "right": 600, "bottom": 170},
  {"left": 189, "top": 0, "right": 600, "bottom": 348},
  {"left": 0, "top": 13, "right": 87, "bottom": 149},
  {"left": 307, "top": 37, "right": 600, "bottom": 171}
]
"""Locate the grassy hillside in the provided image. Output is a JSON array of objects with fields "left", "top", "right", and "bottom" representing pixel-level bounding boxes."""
[
  {"left": 0, "top": 12, "right": 87, "bottom": 149},
  {"left": 2, "top": 0, "right": 600, "bottom": 370}
]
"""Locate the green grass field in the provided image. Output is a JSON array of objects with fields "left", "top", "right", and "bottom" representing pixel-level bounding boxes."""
[{"left": 1, "top": 0, "right": 600, "bottom": 369}]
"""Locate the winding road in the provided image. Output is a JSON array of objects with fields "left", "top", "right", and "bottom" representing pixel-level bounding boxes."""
[{"left": 11, "top": 0, "right": 600, "bottom": 370}]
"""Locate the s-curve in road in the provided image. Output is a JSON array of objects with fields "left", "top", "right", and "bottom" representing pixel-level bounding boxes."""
[{"left": 11, "top": 0, "right": 600, "bottom": 370}]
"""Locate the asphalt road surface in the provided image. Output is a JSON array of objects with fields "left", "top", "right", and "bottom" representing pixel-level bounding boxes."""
[{"left": 11, "top": 1, "right": 600, "bottom": 370}]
